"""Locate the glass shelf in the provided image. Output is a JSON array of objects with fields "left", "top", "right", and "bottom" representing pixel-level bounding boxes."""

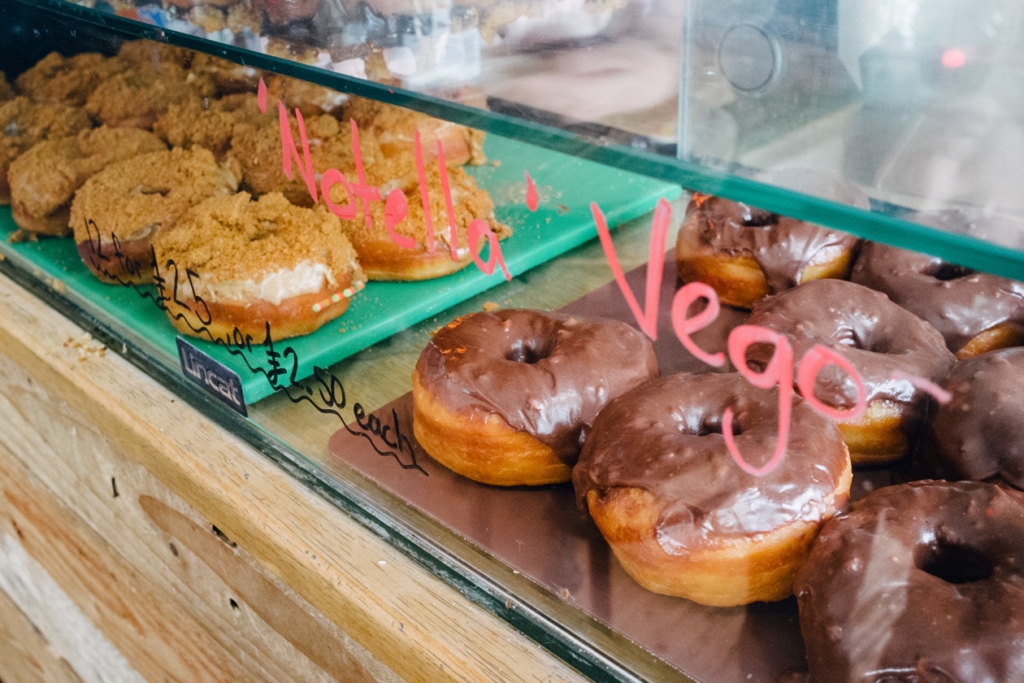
[
  {"left": 10, "top": 0, "right": 1024, "bottom": 280},
  {"left": 4, "top": 1, "right": 1024, "bottom": 681}
]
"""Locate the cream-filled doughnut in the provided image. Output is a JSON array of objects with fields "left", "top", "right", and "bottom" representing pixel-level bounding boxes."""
[{"left": 151, "top": 191, "right": 365, "bottom": 341}]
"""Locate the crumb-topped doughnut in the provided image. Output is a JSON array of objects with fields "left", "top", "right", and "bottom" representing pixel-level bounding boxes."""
[
  {"left": 342, "top": 163, "right": 511, "bottom": 281},
  {"left": 345, "top": 96, "right": 487, "bottom": 170},
  {"left": 852, "top": 213, "right": 1024, "bottom": 359},
  {"left": 920, "top": 348, "right": 1024, "bottom": 489},
  {"left": 795, "top": 480, "right": 1024, "bottom": 683},
  {"left": 252, "top": 0, "right": 320, "bottom": 27},
  {"left": 264, "top": 74, "right": 350, "bottom": 118},
  {"left": 228, "top": 111, "right": 364, "bottom": 206},
  {"left": 573, "top": 372, "right": 851, "bottom": 606},
  {"left": 0, "top": 97, "right": 92, "bottom": 205},
  {"left": 85, "top": 51, "right": 215, "bottom": 130},
  {"left": 70, "top": 147, "right": 238, "bottom": 284},
  {"left": 15, "top": 51, "right": 121, "bottom": 106},
  {"left": 9, "top": 126, "right": 167, "bottom": 236},
  {"left": 412, "top": 309, "right": 659, "bottom": 486},
  {"left": 745, "top": 279, "right": 956, "bottom": 465},
  {"left": 154, "top": 93, "right": 262, "bottom": 159},
  {"left": 676, "top": 173, "right": 865, "bottom": 309},
  {"left": 151, "top": 191, "right": 365, "bottom": 341}
]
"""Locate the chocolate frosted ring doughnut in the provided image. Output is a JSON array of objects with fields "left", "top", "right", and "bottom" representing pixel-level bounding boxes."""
[
  {"left": 795, "top": 480, "right": 1024, "bottom": 683},
  {"left": 745, "top": 279, "right": 955, "bottom": 465},
  {"left": 919, "top": 347, "right": 1024, "bottom": 489},
  {"left": 675, "top": 171, "right": 865, "bottom": 309},
  {"left": 573, "top": 371, "right": 852, "bottom": 606},
  {"left": 412, "top": 308, "right": 659, "bottom": 486},
  {"left": 852, "top": 213, "right": 1024, "bottom": 359}
]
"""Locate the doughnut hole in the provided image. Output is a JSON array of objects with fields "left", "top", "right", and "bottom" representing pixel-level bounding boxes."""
[
  {"left": 698, "top": 415, "right": 728, "bottom": 436},
  {"left": 505, "top": 337, "right": 554, "bottom": 364},
  {"left": 924, "top": 262, "right": 972, "bottom": 282},
  {"left": 692, "top": 413, "right": 746, "bottom": 438},
  {"left": 915, "top": 540, "right": 993, "bottom": 584},
  {"left": 831, "top": 323, "right": 901, "bottom": 357}
]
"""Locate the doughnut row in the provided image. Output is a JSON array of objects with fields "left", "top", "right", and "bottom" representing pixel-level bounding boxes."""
[
  {"left": 4, "top": 40, "right": 508, "bottom": 341},
  {"left": 80, "top": 0, "right": 627, "bottom": 88},
  {"left": 411, "top": 187, "right": 1024, "bottom": 680}
]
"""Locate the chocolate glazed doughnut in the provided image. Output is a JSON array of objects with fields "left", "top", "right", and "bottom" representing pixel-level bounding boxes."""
[
  {"left": 852, "top": 212, "right": 1024, "bottom": 359},
  {"left": 676, "top": 170, "right": 865, "bottom": 309},
  {"left": 745, "top": 279, "right": 955, "bottom": 465},
  {"left": 795, "top": 480, "right": 1024, "bottom": 683},
  {"left": 919, "top": 348, "right": 1024, "bottom": 489},
  {"left": 573, "top": 372, "right": 851, "bottom": 606},
  {"left": 412, "top": 309, "right": 658, "bottom": 486}
]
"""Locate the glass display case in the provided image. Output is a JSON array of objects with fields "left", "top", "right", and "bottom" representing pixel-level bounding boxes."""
[{"left": 2, "top": 0, "right": 1024, "bottom": 681}]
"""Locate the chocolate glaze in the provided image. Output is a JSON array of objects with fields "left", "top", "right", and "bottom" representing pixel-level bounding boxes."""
[
  {"left": 852, "top": 215, "right": 1024, "bottom": 354},
  {"left": 678, "top": 170, "right": 865, "bottom": 295},
  {"left": 573, "top": 372, "right": 850, "bottom": 552},
  {"left": 745, "top": 279, "right": 955, "bottom": 411},
  {"left": 795, "top": 480, "right": 1024, "bottom": 683},
  {"left": 415, "top": 309, "right": 658, "bottom": 463},
  {"left": 921, "top": 348, "right": 1024, "bottom": 489}
]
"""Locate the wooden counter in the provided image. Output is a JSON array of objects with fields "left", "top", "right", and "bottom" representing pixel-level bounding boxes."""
[{"left": 0, "top": 270, "right": 593, "bottom": 682}]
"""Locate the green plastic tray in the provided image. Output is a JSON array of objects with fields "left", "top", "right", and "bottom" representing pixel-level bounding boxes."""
[{"left": 0, "top": 134, "right": 679, "bottom": 404}]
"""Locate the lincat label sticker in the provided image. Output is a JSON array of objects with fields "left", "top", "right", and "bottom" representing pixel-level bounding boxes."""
[{"left": 176, "top": 337, "right": 248, "bottom": 416}]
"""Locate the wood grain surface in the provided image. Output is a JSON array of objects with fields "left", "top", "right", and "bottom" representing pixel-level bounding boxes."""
[{"left": 0, "top": 271, "right": 589, "bottom": 682}]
